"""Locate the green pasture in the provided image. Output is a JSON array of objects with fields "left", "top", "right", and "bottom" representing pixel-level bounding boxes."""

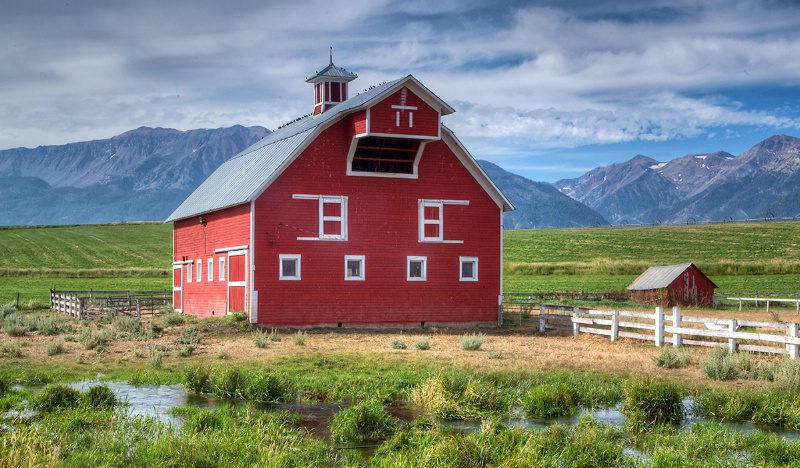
[{"left": 2, "top": 221, "right": 800, "bottom": 305}]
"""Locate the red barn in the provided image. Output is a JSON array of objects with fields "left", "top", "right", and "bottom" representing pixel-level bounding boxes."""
[
  {"left": 627, "top": 263, "right": 717, "bottom": 307},
  {"left": 166, "top": 61, "right": 514, "bottom": 327}
]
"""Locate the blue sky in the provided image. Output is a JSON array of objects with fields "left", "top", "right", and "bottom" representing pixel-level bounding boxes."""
[{"left": 2, "top": 0, "right": 799, "bottom": 182}]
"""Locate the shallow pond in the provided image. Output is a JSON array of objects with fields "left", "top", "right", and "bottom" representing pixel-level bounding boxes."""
[{"left": 9, "top": 381, "right": 800, "bottom": 443}]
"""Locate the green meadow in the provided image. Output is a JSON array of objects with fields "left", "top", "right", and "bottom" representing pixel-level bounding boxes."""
[{"left": 2, "top": 221, "right": 800, "bottom": 305}]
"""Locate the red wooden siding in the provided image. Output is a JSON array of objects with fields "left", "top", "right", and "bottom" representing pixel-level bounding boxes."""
[
  {"left": 173, "top": 203, "right": 250, "bottom": 317},
  {"left": 251, "top": 118, "right": 501, "bottom": 326},
  {"left": 367, "top": 88, "right": 439, "bottom": 138}
]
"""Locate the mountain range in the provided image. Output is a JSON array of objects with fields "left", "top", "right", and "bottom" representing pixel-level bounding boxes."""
[
  {"left": 0, "top": 127, "right": 797, "bottom": 228},
  {"left": 555, "top": 135, "right": 800, "bottom": 224}
]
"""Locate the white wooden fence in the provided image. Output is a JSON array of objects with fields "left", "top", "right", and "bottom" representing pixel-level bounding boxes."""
[{"left": 501, "top": 303, "right": 800, "bottom": 359}]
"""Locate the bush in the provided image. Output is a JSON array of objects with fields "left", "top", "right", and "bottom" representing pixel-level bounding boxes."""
[
  {"left": 214, "top": 367, "right": 247, "bottom": 399},
  {"left": 268, "top": 328, "right": 282, "bottom": 342},
  {"left": 651, "top": 346, "right": 692, "bottom": 368},
  {"left": 460, "top": 333, "right": 486, "bottom": 351},
  {"left": 161, "top": 311, "right": 184, "bottom": 326},
  {"left": 253, "top": 329, "right": 269, "bottom": 348},
  {"left": 33, "top": 384, "right": 82, "bottom": 410},
  {"left": 36, "top": 316, "right": 66, "bottom": 336},
  {"left": 184, "top": 366, "right": 213, "bottom": 394},
  {"left": 391, "top": 339, "right": 407, "bottom": 350},
  {"left": 701, "top": 347, "right": 739, "bottom": 380},
  {"left": 46, "top": 340, "right": 64, "bottom": 356},
  {"left": 522, "top": 383, "right": 577, "bottom": 418},
  {"left": 0, "top": 303, "right": 17, "bottom": 318},
  {"left": 773, "top": 357, "right": 800, "bottom": 392},
  {"left": 178, "top": 345, "right": 195, "bottom": 357},
  {"left": 414, "top": 336, "right": 430, "bottom": 351},
  {"left": 149, "top": 346, "right": 167, "bottom": 369},
  {"left": 176, "top": 326, "right": 201, "bottom": 346},
  {"left": 293, "top": 330, "right": 306, "bottom": 346},
  {"left": 330, "top": 400, "right": 399, "bottom": 444},
  {"left": 3, "top": 323, "right": 27, "bottom": 337},
  {"left": 231, "top": 311, "right": 247, "bottom": 322},
  {"left": 79, "top": 327, "right": 114, "bottom": 350},
  {"left": 0, "top": 341, "right": 21, "bottom": 358},
  {"left": 86, "top": 384, "right": 116, "bottom": 409}
]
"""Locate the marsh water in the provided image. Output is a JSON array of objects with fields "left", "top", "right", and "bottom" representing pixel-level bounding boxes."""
[{"left": 11, "top": 380, "right": 800, "bottom": 443}]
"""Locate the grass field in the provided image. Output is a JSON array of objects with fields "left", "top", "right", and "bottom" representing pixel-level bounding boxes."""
[{"left": 2, "top": 221, "right": 800, "bottom": 305}]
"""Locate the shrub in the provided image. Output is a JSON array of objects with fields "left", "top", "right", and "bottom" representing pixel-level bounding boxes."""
[
  {"left": 773, "top": 357, "right": 800, "bottom": 392},
  {"left": 701, "top": 347, "right": 739, "bottom": 380},
  {"left": 178, "top": 345, "right": 195, "bottom": 357},
  {"left": 114, "top": 316, "right": 150, "bottom": 340},
  {"left": 651, "top": 346, "right": 692, "bottom": 368},
  {"left": 253, "top": 329, "right": 269, "bottom": 348},
  {"left": 161, "top": 311, "right": 184, "bottom": 326},
  {"left": 268, "top": 328, "right": 282, "bottom": 342},
  {"left": 1, "top": 303, "right": 17, "bottom": 318},
  {"left": 460, "top": 332, "right": 486, "bottom": 351},
  {"left": 330, "top": 400, "right": 399, "bottom": 444},
  {"left": 414, "top": 336, "right": 430, "bottom": 350},
  {"left": 46, "top": 340, "right": 64, "bottom": 356},
  {"left": 0, "top": 341, "right": 21, "bottom": 358},
  {"left": 176, "top": 325, "right": 201, "bottom": 346},
  {"left": 246, "top": 371, "right": 294, "bottom": 403},
  {"left": 149, "top": 346, "right": 167, "bottom": 369},
  {"left": 37, "top": 316, "right": 65, "bottom": 336},
  {"left": 33, "top": 384, "right": 82, "bottom": 410},
  {"left": 86, "top": 384, "right": 116, "bottom": 409},
  {"left": 231, "top": 311, "right": 247, "bottom": 322},
  {"left": 621, "top": 379, "right": 684, "bottom": 430},
  {"left": 522, "top": 383, "right": 577, "bottom": 418},
  {"left": 3, "top": 323, "right": 27, "bottom": 337},
  {"left": 79, "top": 327, "right": 114, "bottom": 350},
  {"left": 293, "top": 330, "right": 306, "bottom": 346},
  {"left": 391, "top": 339, "right": 407, "bottom": 349}
]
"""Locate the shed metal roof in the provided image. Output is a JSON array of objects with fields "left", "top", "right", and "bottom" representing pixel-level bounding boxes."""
[
  {"left": 627, "top": 263, "right": 695, "bottom": 290},
  {"left": 166, "top": 74, "right": 509, "bottom": 223}
]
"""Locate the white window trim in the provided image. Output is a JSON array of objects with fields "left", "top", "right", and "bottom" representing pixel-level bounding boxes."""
[
  {"left": 418, "top": 199, "right": 469, "bottom": 243},
  {"left": 196, "top": 259, "right": 202, "bottom": 283},
  {"left": 407, "top": 256, "right": 427, "bottom": 281},
  {"left": 219, "top": 257, "right": 226, "bottom": 281},
  {"left": 344, "top": 255, "right": 365, "bottom": 281},
  {"left": 208, "top": 258, "right": 214, "bottom": 282},
  {"left": 279, "top": 254, "right": 301, "bottom": 281},
  {"left": 292, "top": 194, "right": 348, "bottom": 241},
  {"left": 459, "top": 256, "right": 479, "bottom": 282},
  {"left": 187, "top": 262, "right": 193, "bottom": 283}
]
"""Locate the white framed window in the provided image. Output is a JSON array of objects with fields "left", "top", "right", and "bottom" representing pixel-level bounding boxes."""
[
  {"left": 219, "top": 257, "right": 226, "bottom": 281},
  {"left": 345, "top": 255, "right": 365, "bottom": 281},
  {"left": 196, "top": 259, "right": 202, "bottom": 283},
  {"left": 279, "top": 254, "right": 301, "bottom": 280},
  {"left": 208, "top": 258, "right": 214, "bottom": 282},
  {"left": 418, "top": 199, "right": 469, "bottom": 243},
  {"left": 187, "top": 262, "right": 193, "bottom": 283},
  {"left": 293, "top": 194, "right": 348, "bottom": 241},
  {"left": 460, "top": 256, "right": 479, "bottom": 281},
  {"left": 407, "top": 256, "right": 427, "bottom": 281}
]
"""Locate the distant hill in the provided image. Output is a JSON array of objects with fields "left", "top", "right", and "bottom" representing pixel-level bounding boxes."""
[
  {"left": 478, "top": 161, "right": 608, "bottom": 228},
  {"left": 555, "top": 135, "right": 800, "bottom": 224},
  {"left": 0, "top": 126, "right": 270, "bottom": 225}
]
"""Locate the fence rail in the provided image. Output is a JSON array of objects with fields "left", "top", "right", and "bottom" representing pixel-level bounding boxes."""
[
  {"left": 50, "top": 289, "right": 172, "bottom": 320},
  {"left": 501, "top": 301, "right": 800, "bottom": 359}
]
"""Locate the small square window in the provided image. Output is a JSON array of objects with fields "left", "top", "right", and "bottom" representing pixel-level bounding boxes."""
[
  {"left": 279, "top": 254, "right": 301, "bottom": 280},
  {"left": 345, "top": 255, "right": 365, "bottom": 281},
  {"left": 460, "top": 257, "right": 478, "bottom": 281},
  {"left": 219, "top": 258, "right": 226, "bottom": 281},
  {"left": 407, "top": 256, "right": 427, "bottom": 281}
]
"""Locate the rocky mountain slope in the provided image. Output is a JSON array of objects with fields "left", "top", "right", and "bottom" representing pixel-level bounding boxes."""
[{"left": 555, "top": 135, "right": 800, "bottom": 224}]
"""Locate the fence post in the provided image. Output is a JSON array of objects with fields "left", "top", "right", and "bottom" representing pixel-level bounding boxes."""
[
  {"left": 573, "top": 307, "right": 580, "bottom": 336},
  {"left": 655, "top": 307, "right": 664, "bottom": 347},
  {"left": 672, "top": 306, "right": 682, "bottom": 348},
  {"left": 539, "top": 304, "right": 546, "bottom": 333},
  {"left": 729, "top": 319, "right": 738, "bottom": 354},
  {"left": 136, "top": 298, "right": 141, "bottom": 317},
  {"left": 610, "top": 310, "right": 619, "bottom": 342},
  {"left": 788, "top": 323, "right": 798, "bottom": 359}
]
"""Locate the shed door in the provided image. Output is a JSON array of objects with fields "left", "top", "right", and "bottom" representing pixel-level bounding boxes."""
[
  {"left": 228, "top": 252, "right": 247, "bottom": 313},
  {"left": 172, "top": 265, "right": 183, "bottom": 312}
]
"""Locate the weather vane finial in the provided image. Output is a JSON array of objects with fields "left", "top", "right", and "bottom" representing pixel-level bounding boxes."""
[{"left": 329, "top": 46, "right": 333, "bottom": 66}]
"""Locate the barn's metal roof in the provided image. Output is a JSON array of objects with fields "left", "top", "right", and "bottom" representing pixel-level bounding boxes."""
[
  {"left": 305, "top": 63, "right": 357, "bottom": 82},
  {"left": 627, "top": 263, "right": 694, "bottom": 290},
  {"left": 166, "top": 74, "right": 507, "bottom": 222}
]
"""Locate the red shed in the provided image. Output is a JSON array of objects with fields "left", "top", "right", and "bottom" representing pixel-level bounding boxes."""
[
  {"left": 627, "top": 263, "right": 717, "bottom": 307},
  {"left": 166, "top": 61, "right": 514, "bottom": 327}
]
